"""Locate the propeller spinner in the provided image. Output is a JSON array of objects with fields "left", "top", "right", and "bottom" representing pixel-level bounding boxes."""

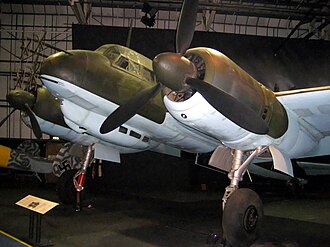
[
  {"left": 152, "top": 53, "right": 197, "bottom": 92},
  {"left": 1, "top": 89, "right": 42, "bottom": 138}
]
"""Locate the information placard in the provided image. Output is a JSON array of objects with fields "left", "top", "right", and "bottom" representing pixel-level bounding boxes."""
[{"left": 16, "top": 195, "right": 58, "bottom": 215}]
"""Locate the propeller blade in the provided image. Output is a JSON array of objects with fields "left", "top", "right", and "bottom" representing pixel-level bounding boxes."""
[
  {"left": 176, "top": 0, "right": 199, "bottom": 54},
  {"left": 186, "top": 77, "right": 269, "bottom": 135},
  {"left": 0, "top": 108, "right": 16, "bottom": 127},
  {"left": 100, "top": 83, "right": 162, "bottom": 134},
  {"left": 23, "top": 103, "right": 42, "bottom": 139}
]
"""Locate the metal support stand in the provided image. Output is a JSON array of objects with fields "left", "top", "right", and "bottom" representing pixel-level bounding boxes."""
[
  {"left": 28, "top": 211, "right": 35, "bottom": 240},
  {"left": 16, "top": 195, "right": 58, "bottom": 247},
  {"left": 28, "top": 212, "right": 52, "bottom": 246}
]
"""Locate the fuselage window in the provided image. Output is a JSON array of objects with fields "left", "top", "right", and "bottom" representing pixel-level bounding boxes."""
[
  {"left": 142, "top": 136, "right": 150, "bottom": 143},
  {"left": 119, "top": 126, "right": 128, "bottom": 134},
  {"left": 129, "top": 130, "right": 141, "bottom": 139}
]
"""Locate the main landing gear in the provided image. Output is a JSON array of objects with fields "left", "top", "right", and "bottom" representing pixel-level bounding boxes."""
[
  {"left": 73, "top": 144, "right": 94, "bottom": 211},
  {"left": 221, "top": 147, "right": 267, "bottom": 247},
  {"left": 56, "top": 144, "right": 95, "bottom": 210}
]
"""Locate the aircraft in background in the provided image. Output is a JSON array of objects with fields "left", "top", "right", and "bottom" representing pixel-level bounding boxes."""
[
  {"left": 1, "top": 0, "right": 330, "bottom": 246},
  {"left": 0, "top": 139, "right": 81, "bottom": 179},
  {"left": 0, "top": 140, "right": 52, "bottom": 175},
  {"left": 0, "top": 137, "right": 85, "bottom": 203}
]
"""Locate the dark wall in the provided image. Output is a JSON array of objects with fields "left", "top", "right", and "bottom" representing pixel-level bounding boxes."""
[
  {"left": 73, "top": 24, "right": 330, "bottom": 90},
  {"left": 99, "top": 151, "right": 192, "bottom": 192},
  {"left": 94, "top": 150, "right": 229, "bottom": 193}
]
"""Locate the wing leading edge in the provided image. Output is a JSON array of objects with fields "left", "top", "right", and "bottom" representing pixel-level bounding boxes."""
[{"left": 276, "top": 86, "right": 330, "bottom": 157}]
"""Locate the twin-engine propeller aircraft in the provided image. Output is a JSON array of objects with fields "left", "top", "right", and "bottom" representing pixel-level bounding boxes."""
[{"left": 2, "top": 0, "right": 330, "bottom": 246}]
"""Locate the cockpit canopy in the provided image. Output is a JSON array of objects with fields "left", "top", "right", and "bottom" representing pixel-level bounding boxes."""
[{"left": 95, "top": 44, "right": 155, "bottom": 83}]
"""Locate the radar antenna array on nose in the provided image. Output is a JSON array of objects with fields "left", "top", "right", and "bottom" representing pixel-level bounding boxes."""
[{"left": 0, "top": 32, "right": 68, "bottom": 139}]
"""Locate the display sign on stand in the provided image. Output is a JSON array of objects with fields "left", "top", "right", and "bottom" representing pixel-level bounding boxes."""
[{"left": 16, "top": 195, "right": 59, "bottom": 247}]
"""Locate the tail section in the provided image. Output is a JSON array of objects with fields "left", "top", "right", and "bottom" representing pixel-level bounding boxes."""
[{"left": 0, "top": 142, "right": 53, "bottom": 173}]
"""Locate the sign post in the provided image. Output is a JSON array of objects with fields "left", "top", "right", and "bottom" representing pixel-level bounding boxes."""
[{"left": 16, "top": 195, "right": 59, "bottom": 246}]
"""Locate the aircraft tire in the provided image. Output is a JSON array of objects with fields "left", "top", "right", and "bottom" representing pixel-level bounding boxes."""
[
  {"left": 56, "top": 169, "right": 79, "bottom": 205},
  {"left": 222, "top": 188, "right": 263, "bottom": 247}
]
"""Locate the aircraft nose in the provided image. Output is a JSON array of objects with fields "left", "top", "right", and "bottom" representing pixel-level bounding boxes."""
[{"left": 40, "top": 50, "right": 88, "bottom": 85}]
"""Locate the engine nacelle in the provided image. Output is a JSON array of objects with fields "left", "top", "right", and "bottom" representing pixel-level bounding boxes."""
[{"left": 164, "top": 47, "right": 288, "bottom": 139}]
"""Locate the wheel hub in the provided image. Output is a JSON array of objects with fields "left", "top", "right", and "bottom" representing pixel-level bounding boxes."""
[{"left": 243, "top": 205, "right": 259, "bottom": 232}]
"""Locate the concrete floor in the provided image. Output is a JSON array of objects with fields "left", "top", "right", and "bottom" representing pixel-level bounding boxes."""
[{"left": 1, "top": 178, "right": 330, "bottom": 247}]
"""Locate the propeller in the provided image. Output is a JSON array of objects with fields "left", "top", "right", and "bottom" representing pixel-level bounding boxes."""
[
  {"left": 152, "top": 0, "right": 199, "bottom": 92},
  {"left": 1, "top": 89, "right": 42, "bottom": 138},
  {"left": 0, "top": 109, "right": 16, "bottom": 127},
  {"left": 22, "top": 102, "right": 43, "bottom": 139},
  {"left": 176, "top": 0, "right": 199, "bottom": 54},
  {"left": 100, "top": 83, "right": 161, "bottom": 134},
  {"left": 151, "top": 0, "right": 269, "bottom": 135}
]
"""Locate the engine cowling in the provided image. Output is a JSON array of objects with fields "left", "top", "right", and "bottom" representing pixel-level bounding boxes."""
[{"left": 164, "top": 47, "right": 288, "bottom": 139}]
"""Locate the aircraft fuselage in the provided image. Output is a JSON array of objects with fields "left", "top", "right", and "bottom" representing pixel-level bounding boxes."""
[
  {"left": 40, "top": 45, "right": 220, "bottom": 155},
  {"left": 39, "top": 44, "right": 324, "bottom": 165}
]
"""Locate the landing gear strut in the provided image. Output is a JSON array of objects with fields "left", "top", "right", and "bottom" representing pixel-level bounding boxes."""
[
  {"left": 221, "top": 147, "right": 267, "bottom": 247},
  {"left": 73, "top": 144, "right": 94, "bottom": 211}
]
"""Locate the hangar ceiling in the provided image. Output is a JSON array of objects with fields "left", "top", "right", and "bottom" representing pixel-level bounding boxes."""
[
  {"left": 3, "top": 0, "right": 330, "bottom": 20},
  {"left": 90, "top": 0, "right": 329, "bottom": 20},
  {"left": 1, "top": 1, "right": 329, "bottom": 44},
  {"left": 0, "top": 0, "right": 329, "bottom": 138}
]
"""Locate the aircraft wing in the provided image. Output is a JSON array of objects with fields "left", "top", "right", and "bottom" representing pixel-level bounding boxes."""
[
  {"left": 276, "top": 86, "right": 330, "bottom": 157},
  {"left": 296, "top": 161, "right": 330, "bottom": 176}
]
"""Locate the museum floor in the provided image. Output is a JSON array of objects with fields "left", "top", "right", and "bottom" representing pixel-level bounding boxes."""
[{"left": 1, "top": 177, "right": 330, "bottom": 247}]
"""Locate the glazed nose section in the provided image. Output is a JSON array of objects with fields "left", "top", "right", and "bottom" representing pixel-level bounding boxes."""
[{"left": 40, "top": 50, "right": 88, "bottom": 85}]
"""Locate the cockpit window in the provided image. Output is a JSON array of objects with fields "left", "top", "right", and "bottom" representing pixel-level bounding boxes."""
[
  {"left": 95, "top": 46, "right": 120, "bottom": 61},
  {"left": 114, "top": 55, "right": 155, "bottom": 82},
  {"left": 96, "top": 46, "right": 155, "bottom": 82},
  {"left": 95, "top": 46, "right": 108, "bottom": 54},
  {"left": 104, "top": 48, "right": 120, "bottom": 61},
  {"left": 128, "top": 60, "right": 140, "bottom": 75},
  {"left": 116, "top": 56, "right": 139, "bottom": 75},
  {"left": 116, "top": 56, "right": 129, "bottom": 70}
]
